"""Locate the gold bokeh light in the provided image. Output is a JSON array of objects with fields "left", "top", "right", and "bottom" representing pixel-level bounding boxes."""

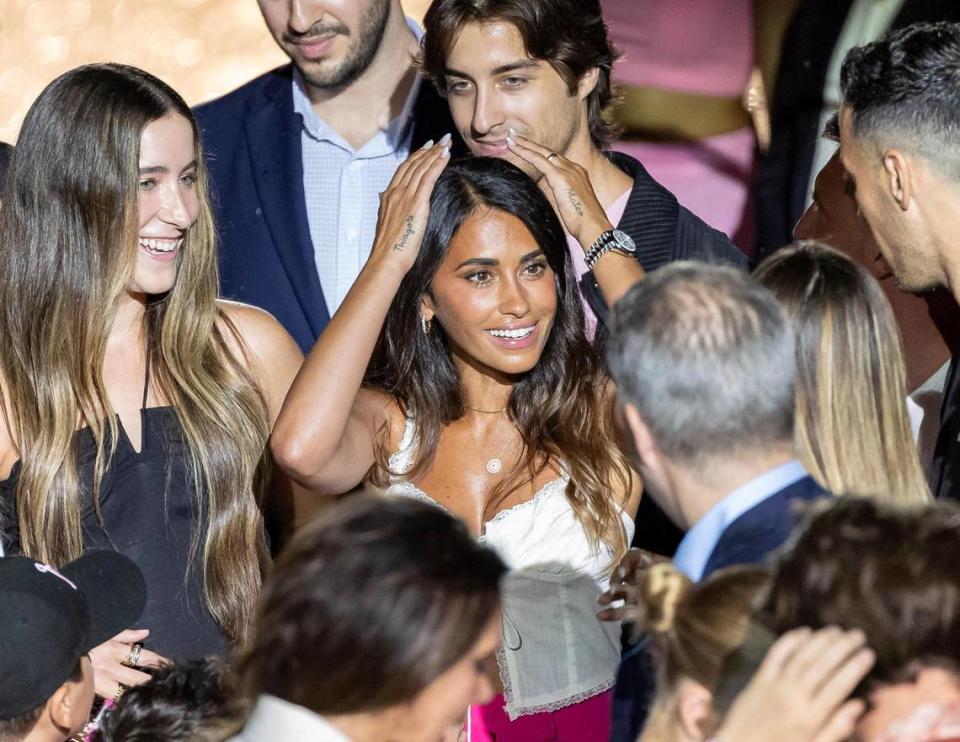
[{"left": 0, "top": 0, "right": 432, "bottom": 144}]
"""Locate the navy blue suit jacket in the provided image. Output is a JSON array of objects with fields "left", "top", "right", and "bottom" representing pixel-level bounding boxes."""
[
  {"left": 611, "top": 474, "right": 829, "bottom": 742},
  {"left": 701, "top": 473, "right": 828, "bottom": 577},
  {"left": 194, "top": 65, "right": 457, "bottom": 352}
]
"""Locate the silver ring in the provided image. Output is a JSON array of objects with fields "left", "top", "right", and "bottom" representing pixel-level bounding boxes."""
[{"left": 546, "top": 152, "right": 560, "bottom": 163}]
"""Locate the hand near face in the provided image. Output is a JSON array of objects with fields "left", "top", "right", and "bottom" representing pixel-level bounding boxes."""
[
  {"left": 716, "top": 627, "right": 875, "bottom": 742},
  {"left": 370, "top": 136, "right": 452, "bottom": 274},
  {"left": 505, "top": 129, "right": 612, "bottom": 251}
]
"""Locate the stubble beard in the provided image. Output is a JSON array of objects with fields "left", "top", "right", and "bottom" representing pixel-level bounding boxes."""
[{"left": 296, "top": 0, "right": 391, "bottom": 93}]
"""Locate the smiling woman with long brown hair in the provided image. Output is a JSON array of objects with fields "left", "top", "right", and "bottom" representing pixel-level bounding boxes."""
[
  {"left": 273, "top": 148, "right": 641, "bottom": 740},
  {"left": 0, "top": 64, "right": 302, "bottom": 699}
]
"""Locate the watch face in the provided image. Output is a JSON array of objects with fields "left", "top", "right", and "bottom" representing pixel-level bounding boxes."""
[{"left": 612, "top": 229, "right": 637, "bottom": 253}]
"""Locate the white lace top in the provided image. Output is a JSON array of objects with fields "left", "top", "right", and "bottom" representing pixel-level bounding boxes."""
[{"left": 385, "top": 417, "right": 635, "bottom": 719}]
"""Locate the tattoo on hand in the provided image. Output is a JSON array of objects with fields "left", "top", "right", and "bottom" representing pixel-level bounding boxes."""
[
  {"left": 567, "top": 191, "right": 584, "bottom": 217},
  {"left": 393, "top": 216, "right": 416, "bottom": 252}
]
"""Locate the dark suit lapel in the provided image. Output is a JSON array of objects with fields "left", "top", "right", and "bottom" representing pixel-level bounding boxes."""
[{"left": 245, "top": 70, "right": 330, "bottom": 336}]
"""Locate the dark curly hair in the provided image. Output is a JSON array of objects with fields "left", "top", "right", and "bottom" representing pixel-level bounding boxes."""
[
  {"left": 93, "top": 659, "right": 242, "bottom": 741},
  {"left": 420, "top": 0, "right": 620, "bottom": 149},
  {"left": 840, "top": 21, "right": 960, "bottom": 177},
  {"left": 760, "top": 496, "right": 960, "bottom": 693}
]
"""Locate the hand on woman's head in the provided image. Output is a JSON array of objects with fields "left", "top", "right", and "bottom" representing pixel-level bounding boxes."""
[
  {"left": 370, "top": 135, "right": 452, "bottom": 273},
  {"left": 715, "top": 626, "right": 875, "bottom": 742}
]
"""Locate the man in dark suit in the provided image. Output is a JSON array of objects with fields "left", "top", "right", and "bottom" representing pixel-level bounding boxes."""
[
  {"left": 604, "top": 262, "right": 827, "bottom": 742},
  {"left": 754, "top": 0, "right": 960, "bottom": 258},
  {"left": 604, "top": 262, "right": 825, "bottom": 741},
  {"left": 194, "top": 1, "right": 456, "bottom": 352},
  {"left": 608, "top": 262, "right": 826, "bottom": 580}
]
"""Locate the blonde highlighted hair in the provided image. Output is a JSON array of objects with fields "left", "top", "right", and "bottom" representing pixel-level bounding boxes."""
[
  {"left": 0, "top": 64, "right": 270, "bottom": 644},
  {"left": 754, "top": 241, "right": 931, "bottom": 505}
]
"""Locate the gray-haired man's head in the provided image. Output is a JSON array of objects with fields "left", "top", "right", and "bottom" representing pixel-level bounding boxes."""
[{"left": 608, "top": 263, "right": 796, "bottom": 499}]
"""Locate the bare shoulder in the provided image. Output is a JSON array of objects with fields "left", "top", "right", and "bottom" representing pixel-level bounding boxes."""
[
  {"left": 217, "top": 300, "right": 302, "bottom": 363},
  {"left": 216, "top": 300, "right": 304, "bottom": 420}
]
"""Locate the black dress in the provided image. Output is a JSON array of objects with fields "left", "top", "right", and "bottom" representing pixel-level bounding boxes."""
[{"left": 0, "top": 364, "right": 227, "bottom": 661}]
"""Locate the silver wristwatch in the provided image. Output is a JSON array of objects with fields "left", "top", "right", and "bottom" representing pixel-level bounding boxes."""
[{"left": 585, "top": 229, "right": 637, "bottom": 271}]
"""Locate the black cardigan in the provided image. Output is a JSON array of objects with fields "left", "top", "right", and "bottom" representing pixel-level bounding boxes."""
[
  {"left": 580, "top": 151, "right": 747, "bottom": 331},
  {"left": 585, "top": 152, "right": 748, "bottom": 557}
]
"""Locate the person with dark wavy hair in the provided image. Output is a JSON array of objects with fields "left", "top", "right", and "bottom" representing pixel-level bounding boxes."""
[
  {"left": 838, "top": 22, "right": 960, "bottom": 502},
  {"left": 760, "top": 496, "right": 960, "bottom": 740},
  {"left": 234, "top": 494, "right": 505, "bottom": 742},
  {"left": 419, "top": 0, "right": 746, "bottom": 340},
  {"left": 93, "top": 659, "right": 242, "bottom": 742},
  {"left": 273, "top": 145, "right": 641, "bottom": 740},
  {"left": 419, "top": 0, "right": 748, "bottom": 558}
]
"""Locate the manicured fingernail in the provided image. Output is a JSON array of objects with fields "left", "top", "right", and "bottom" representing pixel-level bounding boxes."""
[
  {"left": 508, "top": 126, "right": 517, "bottom": 137},
  {"left": 506, "top": 134, "right": 516, "bottom": 146},
  {"left": 421, "top": 139, "right": 434, "bottom": 149},
  {"left": 440, "top": 146, "right": 450, "bottom": 159},
  {"left": 439, "top": 132, "right": 452, "bottom": 145}
]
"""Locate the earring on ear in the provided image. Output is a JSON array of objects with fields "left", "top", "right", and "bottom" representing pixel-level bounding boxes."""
[{"left": 420, "top": 315, "right": 432, "bottom": 335}]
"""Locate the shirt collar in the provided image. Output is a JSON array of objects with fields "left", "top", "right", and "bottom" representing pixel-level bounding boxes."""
[
  {"left": 291, "top": 16, "right": 424, "bottom": 156},
  {"left": 240, "top": 695, "right": 352, "bottom": 741},
  {"left": 673, "top": 459, "right": 808, "bottom": 582}
]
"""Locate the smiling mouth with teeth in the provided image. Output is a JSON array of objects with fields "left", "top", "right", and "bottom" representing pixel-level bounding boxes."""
[
  {"left": 488, "top": 326, "right": 535, "bottom": 339},
  {"left": 139, "top": 237, "right": 182, "bottom": 254}
]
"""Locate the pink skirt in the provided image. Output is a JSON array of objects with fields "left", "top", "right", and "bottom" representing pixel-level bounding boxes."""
[{"left": 467, "top": 691, "right": 612, "bottom": 741}]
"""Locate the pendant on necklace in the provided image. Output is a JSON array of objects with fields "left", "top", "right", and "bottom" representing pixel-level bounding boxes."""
[{"left": 486, "top": 458, "right": 502, "bottom": 474}]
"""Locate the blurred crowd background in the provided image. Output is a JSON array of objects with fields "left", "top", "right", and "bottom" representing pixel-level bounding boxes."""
[{"left": 0, "top": 0, "right": 433, "bottom": 144}]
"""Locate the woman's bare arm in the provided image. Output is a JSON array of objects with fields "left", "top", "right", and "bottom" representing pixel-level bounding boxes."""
[{"left": 271, "top": 140, "right": 451, "bottom": 492}]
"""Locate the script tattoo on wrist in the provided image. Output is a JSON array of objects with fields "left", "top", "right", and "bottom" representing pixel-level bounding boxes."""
[
  {"left": 567, "top": 190, "right": 584, "bottom": 217},
  {"left": 393, "top": 216, "right": 415, "bottom": 252}
]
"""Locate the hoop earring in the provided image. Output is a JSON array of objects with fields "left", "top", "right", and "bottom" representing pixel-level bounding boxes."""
[{"left": 420, "top": 315, "right": 432, "bottom": 335}]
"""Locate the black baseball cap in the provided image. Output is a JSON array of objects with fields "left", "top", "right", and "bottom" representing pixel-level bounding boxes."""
[{"left": 0, "top": 550, "right": 146, "bottom": 719}]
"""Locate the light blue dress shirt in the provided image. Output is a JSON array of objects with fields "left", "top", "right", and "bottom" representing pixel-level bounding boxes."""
[
  {"left": 292, "top": 18, "right": 423, "bottom": 316},
  {"left": 672, "top": 459, "right": 809, "bottom": 582}
]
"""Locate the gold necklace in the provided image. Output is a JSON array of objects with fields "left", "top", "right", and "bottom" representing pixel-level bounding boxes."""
[{"left": 464, "top": 403, "right": 507, "bottom": 415}]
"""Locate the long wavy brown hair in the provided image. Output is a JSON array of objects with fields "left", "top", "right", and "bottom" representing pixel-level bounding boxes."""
[
  {"left": 0, "top": 64, "right": 270, "bottom": 644},
  {"left": 368, "top": 158, "right": 632, "bottom": 561}
]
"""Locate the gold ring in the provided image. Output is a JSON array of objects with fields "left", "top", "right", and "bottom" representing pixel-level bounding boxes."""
[{"left": 121, "top": 642, "right": 142, "bottom": 668}]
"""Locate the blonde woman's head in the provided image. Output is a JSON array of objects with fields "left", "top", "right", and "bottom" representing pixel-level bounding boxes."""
[
  {"left": 638, "top": 563, "right": 768, "bottom": 742},
  {"left": 754, "top": 241, "right": 930, "bottom": 505}
]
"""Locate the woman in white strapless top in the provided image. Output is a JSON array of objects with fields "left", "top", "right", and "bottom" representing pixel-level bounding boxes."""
[{"left": 273, "top": 150, "right": 643, "bottom": 741}]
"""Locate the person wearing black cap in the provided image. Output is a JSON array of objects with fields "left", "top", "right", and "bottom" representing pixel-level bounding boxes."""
[{"left": 0, "top": 550, "right": 146, "bottom": 742}]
